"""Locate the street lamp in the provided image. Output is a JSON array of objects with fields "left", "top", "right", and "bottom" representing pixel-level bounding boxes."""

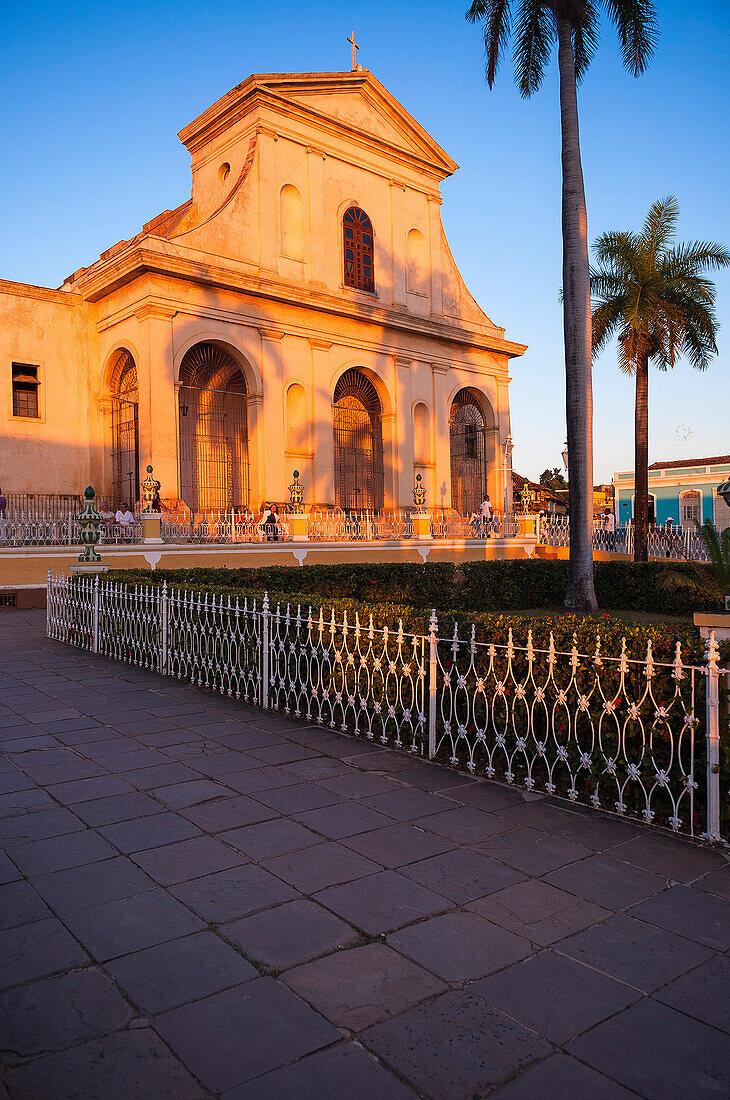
[
  {"left": 562, "top": 441, "right": 568, "bottom": 471},
  {"left": 503, "top": 435, "right": 514, "bottom": 516},
  {"left": 718, "top": 479, "right": 730, "bottom": 507}
]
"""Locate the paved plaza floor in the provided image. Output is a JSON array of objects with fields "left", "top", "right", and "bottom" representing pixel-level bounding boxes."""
[{"left": 0, "top": 608, "right": 728, "bottom": 1098}]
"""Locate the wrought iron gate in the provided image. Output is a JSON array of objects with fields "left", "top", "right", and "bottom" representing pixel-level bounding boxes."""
[
  {"left": 111, "top": 353, "right": 139, "bottom": 506},
  {"left": 178, "top": 345, "right": 249, "bottom": 512},
  {"left": 450, "top": 389, "right": 486, "bottom": 515},
  {"left": 333, "top": 370, "right": 384, "bottom": 511}
]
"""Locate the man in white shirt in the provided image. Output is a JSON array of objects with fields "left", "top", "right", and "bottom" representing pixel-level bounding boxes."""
[
  {"left": 604, "top": 509, "right": 615, "bottom": 550},
  {"left": 115, "top": 502, "right": 134, "bottom": 525},
  {"left": 479, "top": 495, "right": 493, "bottom": 537}
]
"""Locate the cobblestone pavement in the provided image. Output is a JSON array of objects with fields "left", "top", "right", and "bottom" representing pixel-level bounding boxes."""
[{"left": 1, "top": 609, "right": 729, "bottom": 1099}]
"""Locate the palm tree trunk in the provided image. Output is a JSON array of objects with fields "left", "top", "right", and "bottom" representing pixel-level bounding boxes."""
[
  {"left": 556, "top": 18, "right": 597, "bottom": 611},
  {"left": 634, "top": 351, "right": 649, "bottom": 562}
]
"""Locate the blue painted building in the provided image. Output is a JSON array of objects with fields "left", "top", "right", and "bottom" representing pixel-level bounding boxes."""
[{"left": 613, "top": 456, "right": 730, "bottom": 529}]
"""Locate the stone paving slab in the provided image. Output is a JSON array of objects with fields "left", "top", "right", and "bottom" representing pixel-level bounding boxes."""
[{"left": 0, "top": 608, "right": 729, "bottom": 1099}]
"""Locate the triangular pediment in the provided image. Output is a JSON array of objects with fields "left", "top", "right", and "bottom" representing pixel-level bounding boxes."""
[{"left": 179, "top": 70, "right": 457, "bottom": 178}]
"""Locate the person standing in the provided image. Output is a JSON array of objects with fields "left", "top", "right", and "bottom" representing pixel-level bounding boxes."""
[
  {"left": 267, "top": 504, "right": 280, "bottom": 542},
  {"left": 604, "top": 508, "right": 616, "bottom": 551},
  {"left": 479, "top": 494, "right": 493, "bottom": 537}
]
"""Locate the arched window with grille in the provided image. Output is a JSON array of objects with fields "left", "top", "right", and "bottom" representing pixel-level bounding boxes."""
[
  {"left": 449, "top": 388, "right": 488, "bottom": 515},
  {"left": 178, "top": 343, "right": 249, "bottom": 512},
  {"left": 110, "top": 350, "right": 139, "bottom": 507},
  {"left": 333, "top": 369, "right": 384, "bottom": 511},
  {"left": 343, "top": 207, "right": 375, "bottom": 292}
]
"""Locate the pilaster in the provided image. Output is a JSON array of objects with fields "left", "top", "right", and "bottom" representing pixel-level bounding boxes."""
[
  {"left": 135, "top": 304, "right": 178, "bottom": 501},
  {"left": 307, "top": 147, "right": 327, "bottom": 288},
  {"left": 394, "top": 355, "right": 413, "bottom": 506},
  {"left": 427, "top": 195, "right": 444, "bottom": 317},
  {"left": 309, "top": 337, "right": 334, "bottom": 506},
  {"left": 389, "top": 179, "right": 407, "bottom": 307},
  {"left": 259, "top": 328, "right": 286, "bottom": 501},
  {"left": 257, "top": 128, "right": 278, "bottom": 275},
  {"left": 431, "top": 362, "right": 452, "bottom": 511}
]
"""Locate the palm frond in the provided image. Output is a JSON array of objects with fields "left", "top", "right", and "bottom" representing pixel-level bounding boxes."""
[
  {"left": 667, "top": 240, "right": 730, "bottom": 273},
  {"left": 602, "top": 0, "right": 659, "bottom": 75},
  {"left": 593, "top": 229, "right": 640, "bottom": 272},
  {"left": 656, "top": 568, "right": 711, "bottom": 598},
  {"left": 640, "top": 196, "right": 678, "bottom": 262},
  {"left": 466, "top": 0, "right": 513, "bottom": 88},
  {"left": 591, "top": 298, "right": 624, "bottom": 356},
  {"left": 572, "top": 2, "right": 600, "bottom": 84},
  {"left": 696, "top": 519, "right": 730, "bottom": 591},
  {"left": 514, "top": 0, "right": 555, "bottom": 97}
]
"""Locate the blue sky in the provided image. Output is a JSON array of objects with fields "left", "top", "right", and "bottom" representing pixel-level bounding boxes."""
[{"left": 2, "top": 1, "right": 728, "bottom": 483}]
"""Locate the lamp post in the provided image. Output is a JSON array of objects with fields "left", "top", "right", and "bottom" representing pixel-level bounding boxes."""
[{"left": 503, "top": 435, "right": 514, "bottom": 517}]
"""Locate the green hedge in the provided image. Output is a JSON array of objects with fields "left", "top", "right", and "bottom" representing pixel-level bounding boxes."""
[
  {"left": 103, "top": 573, "right": 723, "bottom": 667},
  {"left": 107, "top": 559, "right": 723, "bottom": 616}
]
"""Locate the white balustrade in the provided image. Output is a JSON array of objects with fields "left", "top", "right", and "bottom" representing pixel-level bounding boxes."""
[{"left": 539, "top": 517, "right": 714, "bottom": 562}]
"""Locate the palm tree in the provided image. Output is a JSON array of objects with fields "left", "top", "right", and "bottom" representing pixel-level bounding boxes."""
[
  {"left": 466, "top": 1, "right": 658, "bottom": 611},
  {"left": 591, "top": 197, "right": 729, "bottom": 562}
]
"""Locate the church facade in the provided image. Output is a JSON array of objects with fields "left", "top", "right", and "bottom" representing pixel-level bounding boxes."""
[{"left": 0, "top": 69, "right": 525, "bottom": 515}]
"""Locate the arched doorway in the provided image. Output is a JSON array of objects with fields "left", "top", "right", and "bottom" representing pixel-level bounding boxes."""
[
  {"left": 333, "top": 369, "right": 384, "bottom": 511},
  {"left": 178, "top": 343, "right": 249, "bottom": 512},
  {"left": 449, "top": 388, "right": 488, "bottom": 515},
  {"left": 110, "top": 350, "right": 139, "bottom": 506}
]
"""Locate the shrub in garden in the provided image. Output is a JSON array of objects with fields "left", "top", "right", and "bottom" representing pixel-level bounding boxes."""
[{"left": 108, "top": 558, "right": 722, "bottom": 617}]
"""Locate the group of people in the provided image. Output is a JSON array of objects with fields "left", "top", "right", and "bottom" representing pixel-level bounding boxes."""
[{"left": 99, "top": 501, "right": 136, "bottom": 529}]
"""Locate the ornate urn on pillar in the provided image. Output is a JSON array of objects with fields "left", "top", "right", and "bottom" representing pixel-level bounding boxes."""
[
  {"left": 287, "top": 470, "right": 309, "bottom": 541},
  {"left": 140, "top": 465, "right": 163, "bottom": 545},
  {"left": 412, "top": 474, "right": 431, "bottom": 541},
  {"left": 77, "top": 486, "right": 102, "bottom": 563},
  {"left": 516, "top": 481, "right": 538, "bottom": 538}
]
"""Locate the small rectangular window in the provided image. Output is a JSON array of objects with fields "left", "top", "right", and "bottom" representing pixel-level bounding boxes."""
[{"left": 12, "top": 363, "right": 39, "bottom": 418}]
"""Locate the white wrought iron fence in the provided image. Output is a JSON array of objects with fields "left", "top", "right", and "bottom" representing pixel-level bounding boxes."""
[
  {"left": 46, "top": 571, "right": 728, "bottom": 843},
  {"left": 0, "top": 514, "right": 144, "bottom": 547},
  {"left": 539, "top": 517, "right": 714, "bottom": 561},
  {"left": 161, "top": 511, "right": 292, "bottom": 544},
  {"left": 1, "top": 508, "right": 528, "bottom": 547}
]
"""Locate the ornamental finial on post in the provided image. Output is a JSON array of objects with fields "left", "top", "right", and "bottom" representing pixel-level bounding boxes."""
[
  {"left": 288, "top": 470, "right": 304, "bottom": 514},
  {"left": 77, "top": 486, "right": 102, "bottom": 563},
  {"left": 520, "top": 483, "right": 532, "bottom": 514},
  {"left": 141, "top": 464, "right": 161, "bottom": 513},
  {"left": 413, "top": 473, "right": 426, "bottom": 513}
]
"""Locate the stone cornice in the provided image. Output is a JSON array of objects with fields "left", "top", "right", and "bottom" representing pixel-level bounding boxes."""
[
  {"left": 134, "top": 303, "right": 178, "bottom": 323},
  {"left": 81, "top": 241, "right": 527, "bottom": 360},
  {"left": 0, "top": 278, "right": 83, "bottom": 306}
]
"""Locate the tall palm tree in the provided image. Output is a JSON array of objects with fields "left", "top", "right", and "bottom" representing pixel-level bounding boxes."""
[
  {"left": 466, "top": 0, "right": 658, "bottom": 610},
  {"left": 591, "top": 197, "right": 729, "bottom": 562}
]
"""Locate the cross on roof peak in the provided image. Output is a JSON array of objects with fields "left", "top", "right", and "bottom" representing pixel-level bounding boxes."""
[{"left": 347, "top": 31, "right": 360, "bottom": 71}]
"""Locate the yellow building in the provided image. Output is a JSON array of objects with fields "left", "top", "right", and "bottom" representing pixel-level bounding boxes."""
[{"left": 0, "top": 68, "right": 525, "bottom": 514}]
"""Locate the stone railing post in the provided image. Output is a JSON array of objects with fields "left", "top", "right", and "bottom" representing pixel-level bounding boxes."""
[
  {"left": 428, "top": 609, "right": 438, "bottom": 759},
  {"left": 704, "top": 631, "right": 721, "bottom": 842},
  {"left": 159, "top": 580, "right": 169, "bottom": 675},
  {"left": 261, "top": 591, "right": 270, "bottom": 709},
  {"left": 92, "top": 574, "right": 100, "bottom": 654}
]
